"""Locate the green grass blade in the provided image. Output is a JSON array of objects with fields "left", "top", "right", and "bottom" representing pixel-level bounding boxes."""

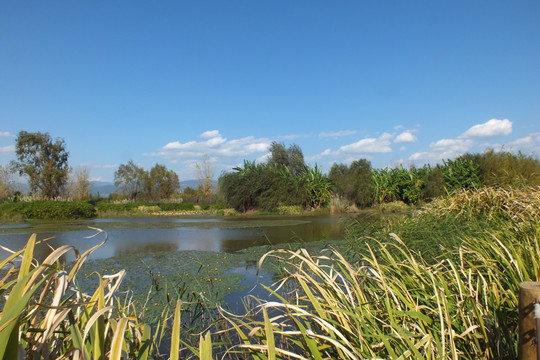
[{"left": 170, "top": 300, "right": 181, "bottom": 360}]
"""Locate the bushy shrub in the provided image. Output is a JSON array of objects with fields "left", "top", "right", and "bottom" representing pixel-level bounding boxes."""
[
  {"left": 0, "top": 201, "right": 95, "bottom": 220},
  {"left": 157, "top": 202, "right": 195, "bottom": 211},
  {"left": 96, "top": 202, "right": 143, "bottom": 213}
]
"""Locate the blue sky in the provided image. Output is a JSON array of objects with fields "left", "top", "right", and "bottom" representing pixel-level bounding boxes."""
[{"left": 1, "top": 1, "right": 539, "bottom": 182}]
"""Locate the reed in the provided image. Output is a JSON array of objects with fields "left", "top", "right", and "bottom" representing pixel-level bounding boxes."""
[
  {"left": 0, "top": 228, "right": 189, "bottom": 359},
  {"left": 210, "top": 186, "right": 540, "bottom": 359}
]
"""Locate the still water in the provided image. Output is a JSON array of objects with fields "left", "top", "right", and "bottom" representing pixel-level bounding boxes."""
[{"left": 0, "top": 215, "right": 345, "bottom": 262}]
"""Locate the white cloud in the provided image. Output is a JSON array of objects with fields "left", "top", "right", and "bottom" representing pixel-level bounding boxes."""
[
  {"left": 0, "top": 145, "right": 15, "bottom": 153},
  {"left": 507, "top": 132, "right": 540, "bottom": 152},
  {"left": 408, "top": 137, "right": 474, "bottom": 164},
  {"left": 407, "top": 118, "right": 516, "bottom": 165},
  {"left": 462, "top": 118, "right": 512, "bottom": 138},
  {"left": 319, "top": 130, "right": 357, "bottom": 138},
  {"left": 0, "top": 131, "right": 14, "bottom": 137},
  {"left": 200, "top": 130, "right": 220, "bottom": 138},
  {"left": 306, "top": 148, "right": 334, "bottom": 161},
  {"left": 339, "top": 133, "right": 393, "bottom": 154},
  {"left": 280, "top": 133, "right": 311, "bottom": 140},
  {"left": 94, "top": 164, "right": 117, "bottom": 169},
  {"left": 431, "top": 138, "right": 473, "bottom": 152},
  {"left": 394, "top": 131, "right": 417, "bottom": 143},
  {"left": 150, "top": 131, "right": 272, "bottom": 161}
]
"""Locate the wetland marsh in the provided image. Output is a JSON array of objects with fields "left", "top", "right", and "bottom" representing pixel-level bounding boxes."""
[{"left": 0, "top": 215, "right": 345, "bottom": 316}]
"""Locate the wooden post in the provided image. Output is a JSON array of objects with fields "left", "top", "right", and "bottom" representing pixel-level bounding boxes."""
[{"left": 519, "top": 281, "right": 540, "bottom": 359}]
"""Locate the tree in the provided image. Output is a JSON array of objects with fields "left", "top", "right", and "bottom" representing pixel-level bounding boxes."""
[
  {"left": 329, "top": 159, "right": 374, "bottom": 207},
  {"left": 196, "top": 155, "right": 215, "bottom": 203},
  {"left": 267, "top": 141, "right": 306, "bottom": 176},
  {"left": 114, "top": 161, "right": 147, "bottom": 201},
  {"left": 0, "top": 165, "right": 15, "bottom": 201},
  {"left": 67, "top": 167, "right": 92, "bottom": 201},
  {"left": 12, "top": 131, "right": 70, "bottom": 199},
  {"left": 147, "top": 164, "right": 180, "bottom": 200}
]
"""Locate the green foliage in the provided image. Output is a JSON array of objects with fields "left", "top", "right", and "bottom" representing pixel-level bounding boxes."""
[
  {"left": 114, "top": 160, "right": 147, "bottom": 201},
  {"left": 218, "top": 160, "right": 330, "bottom": 212},
  {"left": 373, "top": 165, "right": 427, "bottom": 205},
  {"left": 218, "top": 161, "right": 302, "bottom": 212},
  {"left": 0, "top": 200, "right": 96, "bottom": 220},
  {"left": 296, "top": 165, "right": 333, "bottom": 209},
  {"left": 95, "top": 201, "right": 223, "bottom": 215},
  {"left": 12, "top": 131, "right": 70, "bottom": 199},
  {"left": 158, "top": 202, "right": 196, "bottom": 211},
  {"left": 214, "top": 186, "right": 540, "bottom": 359},
  {"left": 459, "top": 149, "right": 540, "bottom": 186},
  {"left": 440, "top": 157, "right": 481, "bottom": 191},
  {"left": 114, "top": 161, "right": 180, "bottom": 201},
  {"left": 147, "top": 163, "right": 180, "bottom": 200},
  {"left": 96, "top": 201, "right": 144, "bottom": 214},
  {"left": 329, "top": 159, "right": 374, "bottom": 207},
  {"left": 0, "top": 231, "right": 193, "bottom": 360},
  {"left": 267, "top": 141, "right": 307, "bottom": 176}
]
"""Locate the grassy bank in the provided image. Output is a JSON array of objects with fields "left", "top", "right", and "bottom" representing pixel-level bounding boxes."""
[
  {"left": 2, "top": 186, "right": 538, "bottom": 358},
  {"left": 0, "top": 200, "right": 96, "bottom": 221}
]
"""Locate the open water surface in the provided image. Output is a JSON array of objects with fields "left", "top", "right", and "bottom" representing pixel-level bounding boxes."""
[
  {"left": 0, "top": 215, "right": 345, "bottom": 312},
  {"left": 0, "top": 215, "right": 344, "bottom": 262}
]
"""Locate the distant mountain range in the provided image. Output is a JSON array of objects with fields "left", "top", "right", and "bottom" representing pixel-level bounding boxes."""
[
  {"left": 90, "top": 179, "right": 212, "bottom": 196},
  {"left": 12, "top": 180, "right": 215, "bottom": 197}
]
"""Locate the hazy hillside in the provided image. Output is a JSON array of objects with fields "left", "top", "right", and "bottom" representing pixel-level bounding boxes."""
[{"left": 90, "top": 179, "right": 216, "bottom": 196}]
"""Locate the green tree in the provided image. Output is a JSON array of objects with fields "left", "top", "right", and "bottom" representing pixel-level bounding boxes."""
[
  {"left": 267, "top": 141, "right": 306, "bottom": 176},
  {"left": 114, "top": 161, "right": 147, "bottom": 201},
  {"left": 12, "top": 131, "right": 70, "bottom": 199},
  {"left": 218, "top": 161, "right": 304, "bottom": 212},
  {"left": 297, "top": 165, "right": 333, "bottom": 209},
  {"left": 147, "top": 164, "right": 180, "bottom": 200},
  {"left": 329, "top": 159, "right": 374, "bottom": 207},
  {"left": 422, "top": 166, "right": 445, "bottom": 200}
]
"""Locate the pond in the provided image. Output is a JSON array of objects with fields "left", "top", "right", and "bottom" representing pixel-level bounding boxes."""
[
  {"left": 0, "top": 215, "right": 346, "bottom": 315},
  {"left": 0, "top": 215, "right": 345, "bottom": 262}
]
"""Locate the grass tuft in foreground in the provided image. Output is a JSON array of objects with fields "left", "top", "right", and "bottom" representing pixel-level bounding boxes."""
[{"left": 208, "top": 186, "right": 539, "bottom": 359}]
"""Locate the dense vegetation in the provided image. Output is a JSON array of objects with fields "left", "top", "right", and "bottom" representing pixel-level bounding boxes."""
[
  {"left": 0, "top": 200, "right": 96, "bottom": 220},
  {"left": 2, "top": 185, "right": 538, "bottom": 358},
  {"left": 218, "top": 148, "right": 540, "bottom": 212}
]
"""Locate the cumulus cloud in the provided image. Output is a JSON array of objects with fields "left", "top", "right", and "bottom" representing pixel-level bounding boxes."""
[
  {"left": 409, "top": 138, "right": 474, "bottom": 164},
  {"left": 408, "top": 118, "right": 515, "bottom": 165},
  {"left": 462, "top": 118, "right": 512, "bottom": 138},
  {"left": 339, "top": 133, "right": 393, "bottom": 154},
  {"left": 150, "top": 130, "right": 272, "bottom": 161},
  {"left": 394, "top": 131, "right": 417, "bottom": 143},
  {"left": 0, "top": 131, "right": 14, "bottom": 137},
  {"left": 319, "top": 130, "right": 357, "bottom": 138}
]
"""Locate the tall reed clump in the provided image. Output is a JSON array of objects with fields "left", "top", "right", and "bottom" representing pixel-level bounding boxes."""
[
  {"left": 0, "top": 229, "right": 200, "bottom": 359},
  {"left": 212, "top": 186, "right": 539, "bottom": 359}
]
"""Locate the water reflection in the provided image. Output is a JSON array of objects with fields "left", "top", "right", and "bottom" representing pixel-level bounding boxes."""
[{"left": 0, "top": 216, "right": 345, "bottom": 262}]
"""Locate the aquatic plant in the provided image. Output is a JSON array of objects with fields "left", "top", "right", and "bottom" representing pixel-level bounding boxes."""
[
  {"left": 208, "top": 185, "right": 540, "bottom": 359},
  {"left": 0, "top": 229, "right": 191, "bottom": 359}
]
